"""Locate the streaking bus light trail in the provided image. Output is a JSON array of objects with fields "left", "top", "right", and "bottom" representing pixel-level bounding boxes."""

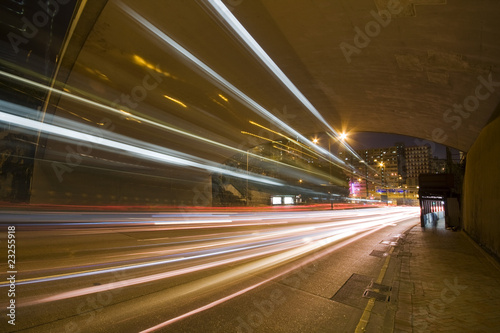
[{"left": 0, "top": 103, "right": 282, "bottom": 186}]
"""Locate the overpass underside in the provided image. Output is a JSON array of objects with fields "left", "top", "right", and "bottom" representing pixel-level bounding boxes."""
[{"left": 0, "top": 1, "right": 499, "bottom": 256}]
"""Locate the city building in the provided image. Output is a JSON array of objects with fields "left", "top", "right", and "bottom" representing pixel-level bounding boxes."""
[
  {"left": 405, "top": 145, "right": 431, "bottom": 187},
  {"left": 340, "top": 144, "right": 406, "bottom": 200},
  {"left": 338, "top": 143, "right": 439, "bottom": 201}
]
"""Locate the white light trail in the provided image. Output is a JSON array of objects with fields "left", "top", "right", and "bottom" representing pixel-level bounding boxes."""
[
  {"left": 0, "top": 70, "right": 336, "bottom": 180},
  {"left": 116, "top": 1, "right": 347, "bottom": 166},
  {"left": 21, "top": 238, "right": 305, "bottom": 306},
  {"left": 0, "top": 105, "right": 282, "bottom": 186},
  {"left": 202, "top": 0, "right": 363, "bottom": 161},
  {"left": 138, "top": 224, "right": 389, "bottom": 332},
  {"left": 16, "top": 208, "right": 418, "bottom": 307}
]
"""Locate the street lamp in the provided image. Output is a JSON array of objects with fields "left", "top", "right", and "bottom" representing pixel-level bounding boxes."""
[
  {"left": 378, "top": 162, "right": 387, "bottom": 203},
  {"left": 313, "top": 133, "right": 345, "bottom": 206}
]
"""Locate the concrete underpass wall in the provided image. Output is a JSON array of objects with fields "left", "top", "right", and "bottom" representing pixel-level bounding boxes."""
[{"left": 462, "top": 113, "right": 500, "bottom": 259}]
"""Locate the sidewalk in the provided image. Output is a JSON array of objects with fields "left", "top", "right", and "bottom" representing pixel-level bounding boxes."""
[{"left": 393, "top": 219, "right": 500, "bottom": 332}]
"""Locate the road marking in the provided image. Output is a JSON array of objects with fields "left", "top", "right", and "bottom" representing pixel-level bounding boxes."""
[{"left": 355, "top": 247, "right": 394, "bottom": 332}]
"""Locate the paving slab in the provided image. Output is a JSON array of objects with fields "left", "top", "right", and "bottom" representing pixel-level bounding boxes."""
[{"left": 393, "top": 220, "right": 500, "bottom": 333}]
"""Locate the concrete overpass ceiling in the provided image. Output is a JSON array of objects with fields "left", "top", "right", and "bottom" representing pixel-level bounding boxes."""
[
  {"left": 227, "top": 0, "right": 500, "bottom": 152},
  {"left": 52, "top": 0, "right": 500, "bottom": 159}
]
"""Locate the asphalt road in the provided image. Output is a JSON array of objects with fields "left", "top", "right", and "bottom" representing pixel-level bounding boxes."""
[{"left": 0, "top": 207, "right": 420, "bottom": 333}]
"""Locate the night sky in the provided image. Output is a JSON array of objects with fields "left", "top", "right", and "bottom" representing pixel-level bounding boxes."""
[{"left": 344, "top": 132, "right": 461, "bottom": 160}]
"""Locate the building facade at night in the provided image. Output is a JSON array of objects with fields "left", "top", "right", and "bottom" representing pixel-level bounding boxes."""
[
  {"left": 339, "top": 144, "right": 406, "bottom": 200},
  {"left": 339, "top": 143, "right": 442, "bottom": 201},
  {"left": 405, "top": 145, "right": 431, "bottom": 187}
]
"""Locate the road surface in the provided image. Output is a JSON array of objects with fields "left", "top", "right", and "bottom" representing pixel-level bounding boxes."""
[{"left": 0, "top": 207, "right": 420, "bottom": 332}]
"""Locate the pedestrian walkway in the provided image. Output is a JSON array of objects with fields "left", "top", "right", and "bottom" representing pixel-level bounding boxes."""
[{"left": 393, "top": 219, "right": 500, "bottom": 332}]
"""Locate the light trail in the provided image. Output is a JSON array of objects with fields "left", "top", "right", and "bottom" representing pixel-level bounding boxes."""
[
  {"left": 137, "top": 219, "right": 397, "bottom": 332},
  {"left": 10, "top": 208, "right": 418, "bottom": 313},
  {"left": 8, "top": 210, "right": 411, "bottom": 287},
  {"left": 200, "top": 0, "right": 363, "bottom": 162},
  {"left": 0, "top": 207, "right": 420, "bottom": 333},
  {"left": 116, "top": 1, "right": 351, "bottom": 168},
  {"left": 0, "top": 103, "right": 282, "bottom": 186},
  {"left": 0, "top": 69, "right": 334, "bottom": 181}
]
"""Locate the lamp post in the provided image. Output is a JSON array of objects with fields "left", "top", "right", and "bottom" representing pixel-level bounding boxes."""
[
  {"left": 313, "top": 136, "right": 333, "bottom": 209},
  {"left": 379, "top": 162, "right": 387, "bottom": 204},
  {"left": 313, "top": 133, "right": 348, "bottom": 208}
]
